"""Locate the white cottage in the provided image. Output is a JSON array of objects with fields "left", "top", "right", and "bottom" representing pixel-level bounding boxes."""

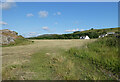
[
  {"left": 99, "top": 32, "right": 115, "bottom": 38},
  {"left": 107, "top": 32, "right": 115, "bottom": 35},
  {"left": 99, "top": 34, "right": 107, "bottom": 38},
  {"left": 80, "top": 36, "right": 90, "bottom": 39}
]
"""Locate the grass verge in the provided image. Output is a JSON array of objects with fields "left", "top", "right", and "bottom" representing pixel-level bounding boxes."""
[{"left": 68, "top": 36, "right": 119, "bottom": 80}]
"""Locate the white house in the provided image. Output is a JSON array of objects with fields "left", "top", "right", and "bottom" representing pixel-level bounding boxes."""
[
  {"left": 99, "top": 34, "right": 107, "bottom": 38},
  {"left": 99, "top": 32, "right": 115, "bottom": 38},
  {"left": 80, "top": 35, "right": 90, "bottom": 39},
  {"left": 107, "top": 32, "right": 115, "bottom": 35}
]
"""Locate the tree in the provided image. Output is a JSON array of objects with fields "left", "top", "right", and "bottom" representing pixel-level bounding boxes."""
[{"left": 91, "top": 28, "right": 94, "bottom": 30}]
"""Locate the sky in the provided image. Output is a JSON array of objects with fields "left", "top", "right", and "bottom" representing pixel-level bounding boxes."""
[{"left": 1, "top": 2, "right": 118, "bottom": 37}]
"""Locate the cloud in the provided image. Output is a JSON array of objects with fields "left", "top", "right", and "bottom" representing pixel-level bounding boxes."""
[
  {"left": 38, "top": 11, "right": 48, "bottom": 18},
  {"left": 54, "top": 22, "right": 58, "bottom": 25},
  {"left": 0, "top": 0, "right": 16, "bottom": 10},
  {"left": 80, "top": 29, "right": 84, "bottom": 31},
  {"left": 26, "top": 13, "right": 34, "bottom": 17},
  {"left": 23, "top": 32, "right": 39, "bottom": 38},
  {"left": 29, "top": 32, "right": 36, "bottom": 34},
  {"left": 37, "top": 34, "right": 42, "bottom": 36},
  {"left": 65, "top": 28, "right": 79, "bottom": 32},
  {"left": 53, "top": 12, "right": 61, "bottom": 16},
  {"left": 0, "top": 21, "right": 8, "bottom": 25},
  {"left": 57, "top": 12, "right": 61, "bottom": 15},
  {"left": 42, "top": 26, "right": 49, "bottom": 31}
]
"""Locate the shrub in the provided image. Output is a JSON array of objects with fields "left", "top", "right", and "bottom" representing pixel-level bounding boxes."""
[{"left": 97, "top": 36, "right": 118, "bottom": 47}]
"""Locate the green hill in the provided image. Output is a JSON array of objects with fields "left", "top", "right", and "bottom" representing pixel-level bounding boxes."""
[{"left": 28, "top": 27, "right": 120, "bottom": 39}]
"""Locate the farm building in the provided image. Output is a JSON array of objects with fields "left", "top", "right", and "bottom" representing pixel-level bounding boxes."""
[
  {"left": 107, "top": 32, "right": 115, "bottom": 35},
  {"left": 80, "top": 36, "right": 90, "bottom": 39},
  {"left": 99, "top": 32, "right": 115, "bottom": 38},
  {"left": 99, "top": 34, "right": 107, "bottom": 38}
]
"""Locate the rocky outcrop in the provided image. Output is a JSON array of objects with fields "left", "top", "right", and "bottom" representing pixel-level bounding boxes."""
[{"left": 0, "top": 29, "right": 20, "bottom": 45}]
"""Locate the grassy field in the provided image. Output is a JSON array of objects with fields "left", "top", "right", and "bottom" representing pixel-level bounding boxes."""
[{"left": 2, "top": 39, "right": 119, "bottom": 80}]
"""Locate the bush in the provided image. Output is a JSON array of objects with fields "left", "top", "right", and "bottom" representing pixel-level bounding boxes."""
[
  {"left": 98, "top": 36, "right": 118, "bottom": 47},
  {"left": 106, "top": 37, "right": 118, "bottom": 47}
]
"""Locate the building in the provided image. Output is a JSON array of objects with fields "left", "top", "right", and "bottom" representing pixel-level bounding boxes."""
[
  {"left": 99, "top": 32, "right": 115, "bottom": 38},
  {"left": 99, "top": 34, "right": 107, "bottom": 38},
  {"left": 107, "top": 32, "right": 115, "bottom": 35},
  {"left": 80, "top": 35, "right": 90, "bottom": 39}
]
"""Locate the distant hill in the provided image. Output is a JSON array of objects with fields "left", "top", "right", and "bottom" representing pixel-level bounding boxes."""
[
  {"left": 28, "top": 27, "right": 120, "bottom": 39},
  {"left": 73, "top": 27, "right": 119, "bottom": 34}
]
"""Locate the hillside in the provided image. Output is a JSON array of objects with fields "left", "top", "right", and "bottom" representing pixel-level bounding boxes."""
[{"left": 28, "top": 27, "right": 120, "bottom": 39}]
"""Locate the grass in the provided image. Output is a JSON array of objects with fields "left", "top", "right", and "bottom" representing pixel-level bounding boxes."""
[
  {"left": 68, "top": 36, "right": 119, "bottom": 80},
  {"left": 1, "top": 38, "right": 34, "bottom": 47},
  {"left": 2, "top": 38, "right": 119, "bottom": 80},
  {"left": 20, "top": 47, "right": 112, "bottom": 80}
]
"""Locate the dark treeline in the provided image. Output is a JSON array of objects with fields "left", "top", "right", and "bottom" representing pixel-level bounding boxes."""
[{"left": 28, "top": 27, "right": 120, "bottom": 39}]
